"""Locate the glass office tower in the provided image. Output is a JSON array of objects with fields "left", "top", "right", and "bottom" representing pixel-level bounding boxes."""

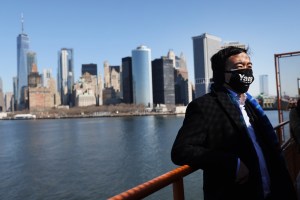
[
  {"left": 192, "top": 33, "right": 221, "bottom": 98},
  {"left": 57, "top": 48, "right": 74, "bottom": 106},
  {"left": 82, "top": 63, "right": 97, "bottom": 76},
  {"left": 132, "top": 45, "right": 153, "bottom": 107},
  {"left": 16, "top": 30, "right": 30, "bottom": 109},
  {"left": 259, "top": 74, "right": 269, "bottom": 96},
  {"left": 27, "top": 51, "right": 37, "bottom": 74},
  {"left": 121, "top": 57, "right": 133, "bottom": 104}
]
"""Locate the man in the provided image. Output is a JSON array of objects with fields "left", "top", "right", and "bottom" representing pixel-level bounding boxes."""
[{"left": 171, "top": 46, "right": 296, "bottom": 200}]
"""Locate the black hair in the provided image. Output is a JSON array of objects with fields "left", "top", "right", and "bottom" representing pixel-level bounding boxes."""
[{"left": 211, "top": 46, "right": 248, "bottom": 85}]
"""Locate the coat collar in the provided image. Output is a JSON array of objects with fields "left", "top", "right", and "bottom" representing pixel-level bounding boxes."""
[{"left": 211, "top": 85, "right": 247, "bottom": 131}]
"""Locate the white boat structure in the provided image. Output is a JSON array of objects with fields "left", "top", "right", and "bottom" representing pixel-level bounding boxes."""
[{"left": 14, "top": 114, "right": 36, "bottom": 120}]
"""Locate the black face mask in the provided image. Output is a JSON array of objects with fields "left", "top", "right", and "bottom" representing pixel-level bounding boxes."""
[{"left": 225, "top": 69, "right": 254, "bottom": 93}]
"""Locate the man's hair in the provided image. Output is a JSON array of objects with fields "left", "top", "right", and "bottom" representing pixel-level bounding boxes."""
[{"left": 211, "top": 46, "right": 248, "bottom": 85}]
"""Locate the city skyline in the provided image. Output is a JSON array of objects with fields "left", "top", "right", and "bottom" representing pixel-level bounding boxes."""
[{"left": 1, "top": 1, "right": 300, "bottom": 96}]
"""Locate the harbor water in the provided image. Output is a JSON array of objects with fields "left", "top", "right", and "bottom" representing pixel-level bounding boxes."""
[{"left": 0, "top": 110, "right": 288, "bottom": 200}]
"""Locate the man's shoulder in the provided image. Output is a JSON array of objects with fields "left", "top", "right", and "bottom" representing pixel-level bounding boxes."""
[{"left": 189, "top": 92, "right": 217, "bottom": 105}]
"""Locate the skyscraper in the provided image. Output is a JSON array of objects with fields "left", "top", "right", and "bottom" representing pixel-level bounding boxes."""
[
  {"left": 57, "top": 48, "right": 74, "bottom": 106},
  {"left": 28, "top": 63, "right": 42, "bottom": 88},
  {"left": 259, "top": 74, "right": 269, "bottom": 96},
  {"left": 152, "top": 57, "right": 175, "bottom": 106},
  {"left": 0, "top": 77, "right": 2, "bottom": 91},
  {"left": 27, "top": 51, "right": 37, "bottom": 75},
  {"left": 13, "top": 77, "right": 17, "bottom": 109},
  {"left": 132, "top": 45, "right": 153, "bottom": 107},
  {"left": 4, "top": 92, "right": 13, "bottom": 112},
  {"left": 0, "top": 77, "right": 4, "bottom": 111},
  {"left": 42, "top": 68, "right": 52, "bottom": 87},
  {"left": 16, "top": 15, "right": 30, "bottom": 109},
  {"left": 165, "top": 49, "right": 191, "bottom": 105},
  {"left": 121, "top": 57, "right": 133, "bottom": 104},
  {"left": 82, "top": 63, "right": 97, "bottom": 76},
  {"left": 192, "top": 33, "right": 221, "bottom": 97},
  {"left": 103, "top": 61, "right": 110, "bottom": 88}
]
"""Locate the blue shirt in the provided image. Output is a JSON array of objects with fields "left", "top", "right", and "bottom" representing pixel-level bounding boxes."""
[{"left": 228, "top": 89, "right": 271, "bottom": 197}]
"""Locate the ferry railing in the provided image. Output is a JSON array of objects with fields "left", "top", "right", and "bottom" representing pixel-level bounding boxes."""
[
  {"left": 275, "top": 121, "right": 300, "bottom": 181},
  {"left": 109, "top": 121, "right": 300, "bottom": 200}
]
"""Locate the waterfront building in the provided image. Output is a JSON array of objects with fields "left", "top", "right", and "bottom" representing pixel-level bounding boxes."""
[
  {"left": 28, "top": 87, "right": 54, "bottom": 111},
  {"left": 110, "top": 65, "right": 121, "bottom": 94},
  {"left": 152, "top": 57, "right": 175, "bottom": 110},
  {"left": 192, "top": 33, "right": 221, "bottom": 98},
  {"left": 103, "top": 61, "right": 110, "bottom": 88},
  {"left": 260, "top": 74, "right": 269, "bottom": 96},
  {"left": 102, "top": 62, "right": 121, "bottom": 105},
  {"left": 132, "top": 45, "right": 153, "bottom": 107},
  {"left": 13, "top": 77, "right": 17, "bottom": 110},
  {"left": 73, "top": 72, "right": 101, "bottom": 107},
  {"left": 27, "top": 62, "right": 55, "bottom": 111},
  {"left": 57, "top": 48, "right": 74, "bottom": 106},
  {"left": 49, "top": 78, "right": 61, "bottom": 106},
  {"left": 0, "top": 77, "right": 4, "bottom": 112},
  {"left": 82, "top": 63, "right": 97, "bottom": 76},
  {"left": 4, "top": 92, "right": 13, "bottom": 112},
  {"left": 98, "top": 74, "right": 103, "bottom": 106},
  {"left": 167, "top": 50, "right": 191, "bottom": 105},
  {"left": 0, "top": 77, "right": 2, "bottom": 92},
  {"left": 42, "top": 68, "right": 52, "bottom": 87},
  {"left": 16, "top": 15, "right": 30, "bottom": 109},
  {"left": 121, "top": 57, "right": 133, "bottom": 104}
]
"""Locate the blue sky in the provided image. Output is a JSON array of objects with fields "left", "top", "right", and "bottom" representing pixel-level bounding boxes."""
[{"left": 1, "top": 0, "right": 300, "bottom": 96}]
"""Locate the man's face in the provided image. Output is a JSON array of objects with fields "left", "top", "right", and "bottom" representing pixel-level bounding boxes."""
[{"left": 224, "top": 52, "right": 252, "bottom": 83}]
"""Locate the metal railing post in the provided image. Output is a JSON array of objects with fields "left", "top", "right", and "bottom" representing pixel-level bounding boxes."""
[{"left": 173, "top": 178, "right": 185, "bottom": 200}]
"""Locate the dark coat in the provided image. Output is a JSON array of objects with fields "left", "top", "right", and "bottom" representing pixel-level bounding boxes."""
[{"left": 171, "top": 86, "right": 296, "bottom": 200}]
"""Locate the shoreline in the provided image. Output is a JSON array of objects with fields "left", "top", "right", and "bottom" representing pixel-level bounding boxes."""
[{"left": 1, "top": 111, "right": 185, "bottom": 120}]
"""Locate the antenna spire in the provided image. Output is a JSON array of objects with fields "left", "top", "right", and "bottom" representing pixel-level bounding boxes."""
[{"left": 21, "top": 13, "right": 24, "bottom": 33}]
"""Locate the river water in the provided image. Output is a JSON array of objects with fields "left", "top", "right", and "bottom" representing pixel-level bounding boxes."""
[{"left": 0, "top": 110, "right": 288, "bottom": 200}]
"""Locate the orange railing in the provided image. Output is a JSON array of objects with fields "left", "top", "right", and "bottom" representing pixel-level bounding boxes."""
[
  {"left": 109, "top": 121, "right": 300, "bottom": 200},
  {"left": 108, "top": 165, "right": 196, "bottom": 200}
]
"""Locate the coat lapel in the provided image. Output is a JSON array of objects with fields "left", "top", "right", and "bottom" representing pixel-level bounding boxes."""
[{"left": 214, "top": 90, "right": 246, "bottom": 132}]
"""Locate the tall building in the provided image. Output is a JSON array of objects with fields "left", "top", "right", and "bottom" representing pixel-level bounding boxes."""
[
  {"left": 132, "top": 45, "right": 153, "bottom": 107},
  {"left": 259, "top": 74, "right": 269, "bottom": 96},
  {"left": 28, "top": 63, "right": 42, "bottom": 88},
  {"left": 42, "top": 68, "right": 52, "bottom": 87},
  {"left": 27, "top": 51, "right": 37, "bottom": 75},
  {"left": 73, "top": 73, "right": 99, "bottom": 107},
  {"left": 102, "top": 62, "right": 121, "bottom": 105},
  {"left": 13, "top": 77, "right": 17, "bottom": 109},
  {"left": 167, "top": 50, "right": 191, "bottom": 104},
  {"left": 110, "top": 65, "right": 121, "bottom": 93},
  {"left": 121, "top": 57, "right": 133, "bottom": 104},
  {"left": 57, "top": 48, "right": 74, "bottom": 106},
  {"left": 0, "top": 77, "right": 2, "bottom": 91},
  {"left": 0, "top": 77, "right": 4, "bottom": 111},
  {"left": 192, "top": 33, "right": 221, "bottom": 97},
  {"left": 4, "top": 92, "right": 13, "bottom": 112},
  {"left": 103, "top": 61, "right": 110, "bottom": 88},
  {"left": 82, "top": 63, "right": 97, "bottom": 76},
  {"left": 152, "top": 57, "right": 175, "bottom": 107},
  {"left": 16, "top": 15, "right": 30, "bottom": 109}
]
